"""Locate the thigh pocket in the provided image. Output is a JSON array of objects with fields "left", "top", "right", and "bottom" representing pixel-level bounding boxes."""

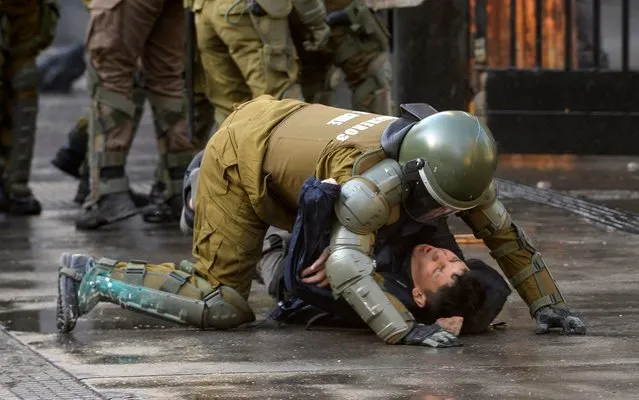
[
  {"left": 262, "top": 43, "right": 295, "bottom": 74},
  {"left": 86, "top": 0, "right": 124, "bottom": 54},
  {"left": 204, "top": 132, "right": 239, "bottom": 196}
]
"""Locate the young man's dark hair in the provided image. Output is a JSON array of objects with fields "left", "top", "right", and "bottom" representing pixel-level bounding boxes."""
[{"left": 425, "top": 269, "right": 487, "bottom": 320}]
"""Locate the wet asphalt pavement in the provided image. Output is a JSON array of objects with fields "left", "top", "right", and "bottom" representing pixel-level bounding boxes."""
[{"left": 1, "top": 85, "right": 639, "bottom": 400}]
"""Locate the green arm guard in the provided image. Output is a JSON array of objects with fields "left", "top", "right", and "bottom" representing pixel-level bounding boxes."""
[
  {"left": 325, "top": 159, "right": 415, "bottom": 344},
  {"left": 458, "top": 182, "right": 566, "bottom": 317}
]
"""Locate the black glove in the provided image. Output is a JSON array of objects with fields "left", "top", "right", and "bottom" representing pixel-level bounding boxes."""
[
  {"left": 401, "top": 323, "right": 462, "bottom": 348},
  {"left": 535, "top": 305, "right": 586, "bottom": 335}
]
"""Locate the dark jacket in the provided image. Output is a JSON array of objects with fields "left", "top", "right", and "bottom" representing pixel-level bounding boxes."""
[{"left": 281, "top": 177, "right": 511, "bottom": 332}]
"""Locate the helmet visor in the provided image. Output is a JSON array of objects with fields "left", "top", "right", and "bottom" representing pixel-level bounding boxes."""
[{"left": 402, "top": 178, "right": 456, "bottom": 223}]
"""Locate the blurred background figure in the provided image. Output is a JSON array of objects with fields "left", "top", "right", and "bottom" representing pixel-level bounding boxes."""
[{"left": 0, "top": 0, "right": 59, "bottom": 215}]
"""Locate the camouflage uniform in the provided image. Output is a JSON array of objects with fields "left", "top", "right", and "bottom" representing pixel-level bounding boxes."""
[
  {"left": 0, "top": 0, "right": 58, "bottom": 214},
  {"left": 77, "top": 0, "right": 199, "bottom": 230}
]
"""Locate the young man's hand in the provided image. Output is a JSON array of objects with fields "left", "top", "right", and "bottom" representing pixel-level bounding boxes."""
[
  {"left": 322, "top": 178, "right": 338, "bottom": 185},
  {"left": 401, "top": 323, "right": 462, "bottom": 348},
  {"left": 435, "top": 316, "right": 464, "bottom": 336},
  {"left": 301, "top": 248, "right": 330, "bottom": 288}
]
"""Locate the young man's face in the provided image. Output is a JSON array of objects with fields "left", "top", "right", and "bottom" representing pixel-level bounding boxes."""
[{"left": 410, "top": 244, "right": 469, "bottom": 306}]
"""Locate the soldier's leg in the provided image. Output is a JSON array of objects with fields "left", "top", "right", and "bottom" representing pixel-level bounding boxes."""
[
  {"left": 194, "top": 2, "right": 252, "bottom": 126},
  {"left": 69, "top": 71, "right": 148, "bottom": 206},
  {"left": 77, "top": 0, "right": 165, "bottom": 230},
  {"left": 140, "top": 0, "right": 195, "bottom": 224},
  {"left": 56, "top": 253, "right": 255, "bottom": 333},
  {"left": 0, "top": 0, "right": 58, "bottom": 215},
  {"left": 198, "top": 0, "right": 303, "bottom": 122},
  {"left": 224, "top": 1, "right": 303, "bottom": 100},
  {"left": 329, "top": 0, "right": 392, "bottom": 114},
  {"left": 142, "top": 53, "right": 214, "bottom": 224},
  {"left": 192, "top": 136, "right": 269, "bottom": 300}
]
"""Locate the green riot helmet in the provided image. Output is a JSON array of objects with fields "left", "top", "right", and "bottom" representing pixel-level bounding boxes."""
[{"left": 398, "top": 110, "right": 497, "bottom": 222}]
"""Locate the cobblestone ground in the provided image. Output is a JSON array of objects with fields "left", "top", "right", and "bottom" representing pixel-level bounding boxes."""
[{"left": 1, "top": 84, "right": 639, "bottom": 399}]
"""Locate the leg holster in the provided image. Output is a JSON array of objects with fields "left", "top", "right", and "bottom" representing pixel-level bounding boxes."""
[
  {"left": 147, "top": 91, "right": 192, "bottom": 200},
  {"left": 85, "top": 64, "right": 136, "bottom": 206},
  {"left": 249, "top": 0, "right": 303, "bottom": 100},
  {"left": 333, "top": 0, "right": 389, "bottom": 64},
  {"left": 352, "top": 53, "right": 392, "bottom": 115},
  {"left": 77, "top": 258, "right": 255, "bottom": 329},
  {"left": 3, "top": 61, "right": 39, "bottom": 196},
  {"left": 250, "top": 0, "right": 295, "bottom": 74}
]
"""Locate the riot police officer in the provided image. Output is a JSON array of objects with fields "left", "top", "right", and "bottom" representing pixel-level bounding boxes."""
[{"left": 56, "top": 95, "right": 586, "bottom": 346}]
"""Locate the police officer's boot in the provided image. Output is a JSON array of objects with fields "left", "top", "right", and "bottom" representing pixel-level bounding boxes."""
[
  {"left": 1, "top": 62, "right": 42, "bottom": 215},
  {"left": 56, "top": 253, "right": 95, "bottom": 332},
  {"left": 56, "top": 253, "right": 256, "bottom": 333},
  {"left": 51, "top": 117, "right": 88, "bottom": 179},
  {"left": 0, "top": 184, "right": 42, "bottom": 215}
]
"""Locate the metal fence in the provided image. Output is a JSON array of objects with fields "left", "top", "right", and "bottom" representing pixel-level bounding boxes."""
[{"left": 472, "top": 0, "right": 638, "bottom": 154}]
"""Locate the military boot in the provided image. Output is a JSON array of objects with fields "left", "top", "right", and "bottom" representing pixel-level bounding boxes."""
[
  {"left": 76, "top": 191, "right": 138, "bottom": 230},
  {"left": 0, "top": 182, "right": 35, "bottom": 214},
  {"left": 56, "top": 253, "right": 96, "bottom": 333},
  {"left": 1, "top": 186, "right": 42, "bottom": 215},
  {"left": 142, "top": 190, "right": 182, "bottom": 223},
  {"left": 51, "top": 116, "right": 88, "bottom": 178}
]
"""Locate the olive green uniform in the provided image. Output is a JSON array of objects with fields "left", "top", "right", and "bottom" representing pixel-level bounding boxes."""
[
  {"left": 293, "top": 0, "right": 392, "bottom": 114},
  {"left": 189, "top": 0, "right": 308, "bottom": 126},
  {"left": 62, "top": 96, "right": 568, "bottom": 341},
  {"left": 0, "top": 0, "right": 58, "bottom": 213}
]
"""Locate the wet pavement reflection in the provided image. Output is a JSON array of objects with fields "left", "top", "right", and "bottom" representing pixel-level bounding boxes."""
[{"left": 1, "top": 91, "right": 638, "bottom": 399}]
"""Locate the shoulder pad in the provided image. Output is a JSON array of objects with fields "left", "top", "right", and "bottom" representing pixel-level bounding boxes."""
[{"left": 381, "top": 104, "right": 438, "bottom": 160}]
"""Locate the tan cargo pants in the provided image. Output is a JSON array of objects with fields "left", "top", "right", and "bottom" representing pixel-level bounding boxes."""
[
  {"left": 86, "top": 0, "right": 192, "bottom": 153},
  {"left": 193, "top": 0, "right": 302, "bottom": 125}
]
